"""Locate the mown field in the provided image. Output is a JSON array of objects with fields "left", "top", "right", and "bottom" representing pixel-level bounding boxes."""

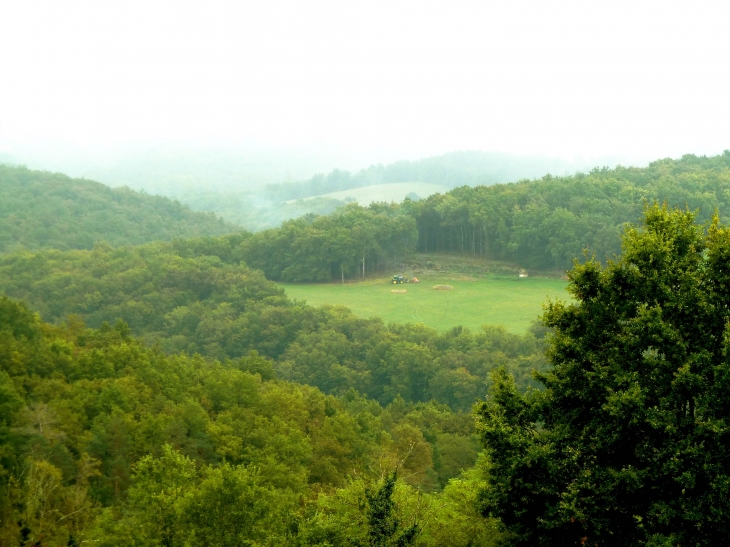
[
  {"left": 288, "top": 181, "right": 450, "bottom": 205},
  {"left": 280, "top": 273, "right": 570, "bottom": 333}
]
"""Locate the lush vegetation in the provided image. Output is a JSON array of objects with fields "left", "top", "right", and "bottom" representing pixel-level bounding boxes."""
[
  {"left": 280, "top": 274, "right": 567, "bottom": 334},
  {"left": 240, "top": 203, "right": 419, "bottom": 281},
  {"left": 186, "top": 152, "right": 730, "bottom": 282},
  {"left": 477, "top": 205, "right": 730, "bottom": 545},
  {"left": 5, "top": 152, "right": 730, "bottom": 545},
  {"left": 409, "top": 152, "right": 730, "bottom": 270},
  {"left": 0, "top": 165, "right": 237, "bottom": 254},
  {"left": 176, "top": 151, "right": 586, "bottom": 231},
  {"left": 0, "top": 238, "right": 548, "bottom": 412},
  {"left": 0, "top": 296, "right": 498, "bottom": 545}
]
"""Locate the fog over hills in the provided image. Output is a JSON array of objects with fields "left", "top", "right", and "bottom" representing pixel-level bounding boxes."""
[
  {"left": 2, "top": 143, "right": 647, "bottom": 200},
  {"left": 1, "top": 142, "right": 390, "bottom": 195}
]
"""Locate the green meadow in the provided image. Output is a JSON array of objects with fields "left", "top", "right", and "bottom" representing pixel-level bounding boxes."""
[{"left": 279, "top": 274, "right": 570, "bottom": 334}]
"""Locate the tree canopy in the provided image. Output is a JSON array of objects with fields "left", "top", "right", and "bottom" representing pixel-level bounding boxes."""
[
  {"left": 0, "top": 165, "right": 238, "bottom": 254},
  {"left": 476, "top": 204, "right": 730, "bottom": 545},
  {"left": 0, "top": 239, "right": 546, "bottom": 411},
  {"left": 408, "top": 151, "right": 730, "bottom": 270},
  {"left": 0, "top": 295, "right": 498, "bottom": 545}
]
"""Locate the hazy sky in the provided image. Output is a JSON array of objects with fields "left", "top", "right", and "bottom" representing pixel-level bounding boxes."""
[{"left": 1, "top": 0, "right": 729, "bottom": 160}]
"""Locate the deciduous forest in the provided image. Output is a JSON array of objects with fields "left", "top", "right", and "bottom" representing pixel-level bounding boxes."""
[
  {"left": 0, "top": 166, "right": 237, "bottom": 254},
  {"left": 2, "top": 153, "right": 730, "bottom": 545}
]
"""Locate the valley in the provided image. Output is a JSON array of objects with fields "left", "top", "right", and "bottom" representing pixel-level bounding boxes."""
[{"left": 280, "top": 265, "right": 568, "bottom": 334}]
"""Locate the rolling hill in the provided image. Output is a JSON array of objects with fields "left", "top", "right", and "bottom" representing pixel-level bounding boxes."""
[{"left": 0, "top": 164, "right": 241, "bottom": 253}]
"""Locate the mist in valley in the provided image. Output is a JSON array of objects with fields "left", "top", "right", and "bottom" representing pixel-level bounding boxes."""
[
  {"left": 3, "top": 3, "right": 730, "bottom": 545},
  {"left": 3, "top": 1, "right": 728, "bottom": 224}
]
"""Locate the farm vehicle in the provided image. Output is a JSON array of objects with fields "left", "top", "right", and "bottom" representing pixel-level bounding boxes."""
[{"left": 391, "top": 275, "right": 420, "bottom": 284}]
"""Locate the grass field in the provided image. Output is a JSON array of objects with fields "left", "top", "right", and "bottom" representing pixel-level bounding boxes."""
[
  {"left": 288, "top": 182, "right": 450, "bottom": 205},
  {"left": 279, "top": 273, "right": 570, "bottom": 334}
]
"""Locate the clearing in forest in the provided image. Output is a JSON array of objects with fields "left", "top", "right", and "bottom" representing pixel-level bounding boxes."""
[{"left": 279, "top": 273, "right": 569, "bottom": 334}]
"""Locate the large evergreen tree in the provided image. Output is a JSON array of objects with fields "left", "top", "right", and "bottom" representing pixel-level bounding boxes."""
[{"left": 477, "top": 204, "right": 730, "bottom": 545}]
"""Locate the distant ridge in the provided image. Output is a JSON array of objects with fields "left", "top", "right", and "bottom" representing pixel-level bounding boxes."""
[
  {"left": 0, "top": 164, "right": 241, "bottom": 254},
  {"left": 262, "top": 150, "right": 622, "bottom": 201}
]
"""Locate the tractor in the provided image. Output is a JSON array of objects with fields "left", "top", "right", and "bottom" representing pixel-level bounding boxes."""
[{"left": 391, "top": 275, "right": 407, "bottom": 284}]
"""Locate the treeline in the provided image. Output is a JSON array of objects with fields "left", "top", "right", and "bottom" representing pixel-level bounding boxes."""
[
  {"left": 0, "top": 239, "right": 547, "bottom": 412},
  {"left": 10, "top": 153, "right": 730, "bottom": 279},
  {"left": 241, "top": 203, "right": 418, "bottom": 281},
  {"left": 262, "top": 151, "right": 586, "bottom": 201},
  {"left": 0, "top": 165, "right": 238, "bottom": 254},
  {"left": 187, "top": 152, "right": 730, "bottom": 279},
  {"left": 409, "top": 152, "right": 730, "bottom": 269},
  {"left": 0, "top": 296, "right": 498, "bottom": 545}
]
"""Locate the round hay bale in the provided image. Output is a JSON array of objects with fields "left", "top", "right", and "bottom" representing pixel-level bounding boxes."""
[
  {"left": 432, "top": 284, "right": 453, "bottom": 290},
  {"left": 391, "top": 289, "right": 407, "bottom": 294}
]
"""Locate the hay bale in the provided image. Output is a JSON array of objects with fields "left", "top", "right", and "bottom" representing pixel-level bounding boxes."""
[
  {"left": 391, "top": 289, "right": 407, "bottom": 294},
  {"left": 432, "top": 285, "right": 453, "bottom": 290}
]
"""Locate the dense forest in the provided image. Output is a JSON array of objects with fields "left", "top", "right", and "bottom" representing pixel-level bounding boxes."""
[
  {"left": 478, "top": 205, "right": 730, "bottom": 544},
  {"left": 211, "top": 152, "right": 730, "bottom": 280},
  {"left": 7, "top": 153, "right": 730, "bottom": 278},
  {"left": 0, "top": 165, "right": 237, "bottom": 254},
  {"left": 0, "top": 296, "right": 498, "bottom": 545},
  {"left": 4, "top": 204, "right": 730, "bottom": 545},
  {"left": 0, "top": 238, "right": 547, "bottom": 412},
  {"left": 409, "top": 152, "right": 730, "bottom": 269},
  {"left": 4, "top": 154, "right": 730, "bottom": 544}
]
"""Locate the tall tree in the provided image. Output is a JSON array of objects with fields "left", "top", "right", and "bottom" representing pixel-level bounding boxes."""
[{"left": 477, "top": 204, "right": 730, "bottom": 545}]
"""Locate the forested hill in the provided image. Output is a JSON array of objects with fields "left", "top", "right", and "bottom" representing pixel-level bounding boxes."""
[
  {"left": 0, "top": 164, "right": 240, "bottom": 254},
  {"left": 262, "top": 150, "right": 590, "bottom": 201},
  {"left": 0, "top": 238, "right": 546, "bottom": 412},
  {"left": 411, "top": 151, "right": 730, "bottom": 270},
  {"left": 199, "top": 152, "right": 730, "bottom": 282},
  {"left": 0, "top": 295, "right": 497, "bottom": 545}
]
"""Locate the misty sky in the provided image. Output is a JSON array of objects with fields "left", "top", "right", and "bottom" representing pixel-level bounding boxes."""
[{"left": 1, "top": 0, "right": 729, "bottom": 161}]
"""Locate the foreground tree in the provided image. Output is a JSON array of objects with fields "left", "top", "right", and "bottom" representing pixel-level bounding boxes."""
[{"left": 477, "top": 204, "right": 730, "bottom": 545}]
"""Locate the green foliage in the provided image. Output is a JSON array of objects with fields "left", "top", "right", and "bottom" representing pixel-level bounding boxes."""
[
  {"left": 241, "top": 202, "right": 418, "bottom": 282},
  {"left": 0, "top": 164, "right": 238, "bottom": 254},
  {"left": 360, "top": 472, "right": 419, "bottom": 547},
  {"left": 298, "top": 468, "right": 499, "bottom": 547},
  {"left": 180, "top": 152, "right": 730, "bottom": 277},
  {"left": 409, "top": 151, "right": 730, "bottom": 270},
  {"left": 94, "top": 446, "right": 294, "bottom": 546},
  {"left": 0, "top": 295, "right": 491, "bottom": 544},
  {"left": 0, "top": 242, "right": 547, "bottom": 411},
  {"left": 476, "top": 204, "right": 730, "bottom": 545}
]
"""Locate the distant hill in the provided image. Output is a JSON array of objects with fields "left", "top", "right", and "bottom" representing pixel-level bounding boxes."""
[
  {"left": 290, "top": 182, "right": 450, "bottom": 205},
  {"left": 0, "top": 164, "right": 240, "bottom": 254},
  {"left": 177, "top": 151, "right": 620, "bottom": 231},
  {"left": 262, "top": 150, "right": 628, "bottom": 201}
]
